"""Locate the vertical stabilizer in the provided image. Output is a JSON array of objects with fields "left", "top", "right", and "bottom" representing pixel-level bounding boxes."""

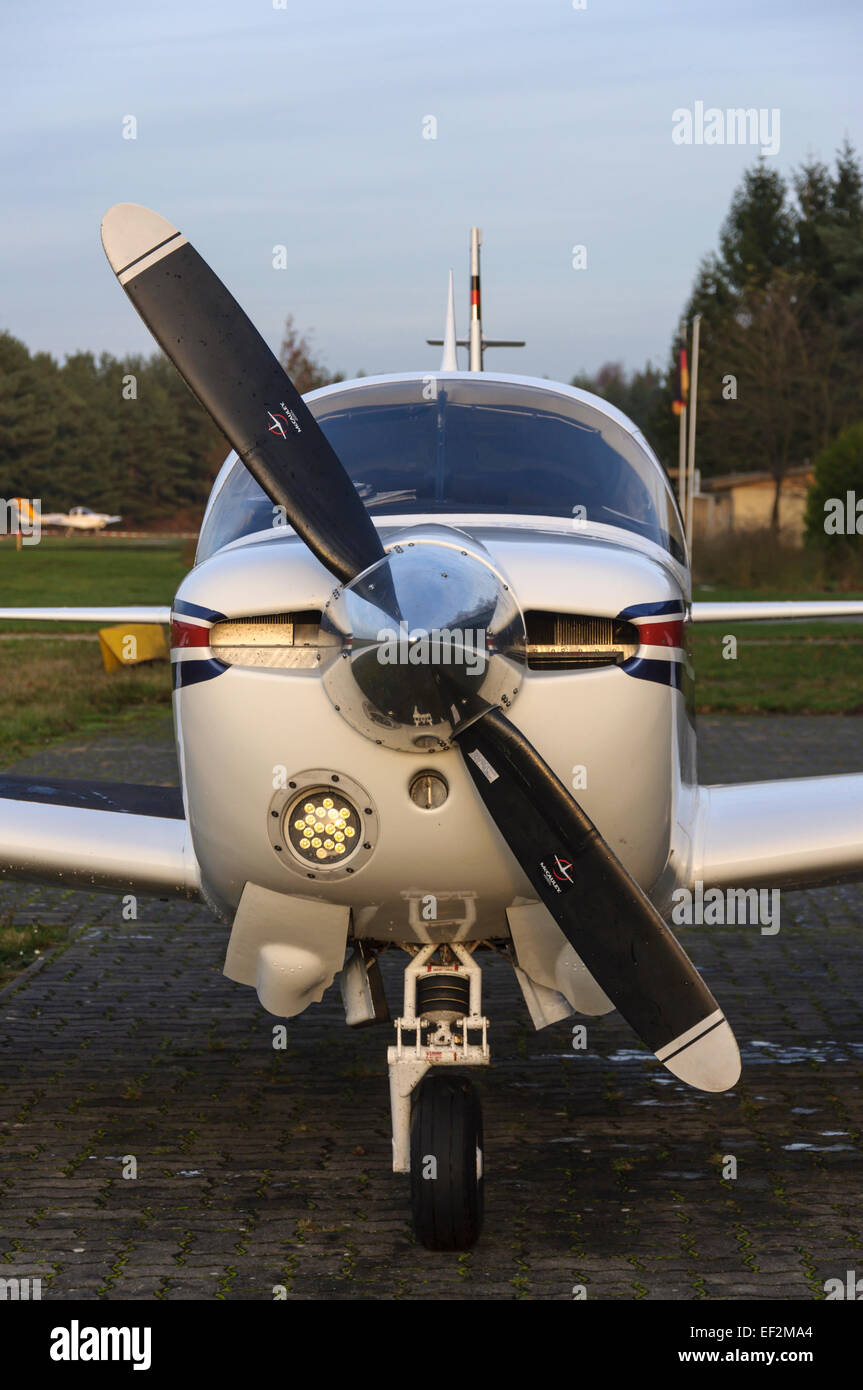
[{"left": 440, "top": 269, "right": 458, "bottom": 371}]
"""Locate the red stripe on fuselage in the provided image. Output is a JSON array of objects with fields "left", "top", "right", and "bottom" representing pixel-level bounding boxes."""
[
  {"left": 636, "top": 619, "right": 684, "bottom": 648},
  {"left": 171, "top": 619, "right": 211, "bottom": 649}
]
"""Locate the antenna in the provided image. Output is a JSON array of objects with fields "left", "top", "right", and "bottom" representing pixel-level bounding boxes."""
[
  {"left": 427, "top": 228, "right": 525, "bottom": 371},
  {"left": 469, "top": 227, "right": 482, "bottom": 370},
  {"left": 440, "top": 269, "right": 458, "bottom": 371}
]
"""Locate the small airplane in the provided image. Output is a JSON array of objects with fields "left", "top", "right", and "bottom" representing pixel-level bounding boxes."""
[
  {"left": 11, "top": 499, "right": 122, "bottom": 534},
  {"left": 2, "top": 205, "right": 862, "bottom": 1252},
  {"left": 45, "top": 505, "right": 123, "bottom": 533}
]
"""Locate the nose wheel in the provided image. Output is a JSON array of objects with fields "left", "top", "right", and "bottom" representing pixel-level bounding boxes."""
[
  {"left": 386, "top": 943, "right": 490, "bottom": 1251},
  {"left": 410, "top": 1072, "right": 484, "bottom": 1251}
]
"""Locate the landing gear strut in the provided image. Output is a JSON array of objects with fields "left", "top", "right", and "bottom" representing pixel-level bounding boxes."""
[{"left": 387, "top": 943, "right": 490, "bottom": 1250}]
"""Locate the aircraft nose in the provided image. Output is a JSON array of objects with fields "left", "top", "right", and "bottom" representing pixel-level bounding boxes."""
[{"left": 321, "top": 535, "right": 526, "bottom": 752}]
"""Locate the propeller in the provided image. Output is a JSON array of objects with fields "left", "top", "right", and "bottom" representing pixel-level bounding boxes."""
[
  {"left": 458, "top": 711, "right": 739, "bottom": 1090},
  {"left": 100, "top": 204, "right": 383, "bottom": 585},
  {"left": 101, "top": 202, "right": 740, "bottom": 1093}
]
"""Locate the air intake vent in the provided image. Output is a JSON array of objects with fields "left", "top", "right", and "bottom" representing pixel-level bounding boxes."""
[
  {"left": 210, "top": 611, "right": 335, "bottom": 668},
  {"left": 211, "top": 610, "right": 640, "bottom": 673},
  {"left": 524, "top": 611, "right": 639, "bottom": 670}
]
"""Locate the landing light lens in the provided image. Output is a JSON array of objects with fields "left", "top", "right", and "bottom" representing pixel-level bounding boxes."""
[{"left": 286, "top": 787, "right": 362, "bottom": 867}]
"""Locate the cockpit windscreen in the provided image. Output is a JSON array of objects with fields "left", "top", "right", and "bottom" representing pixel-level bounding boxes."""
[{"left": 197, "top": 377, "right": 685, "bottom": 564}]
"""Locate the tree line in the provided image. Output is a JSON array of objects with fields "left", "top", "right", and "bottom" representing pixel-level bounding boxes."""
[
  {"left": 0, "top": 317, "right": 339, "bottom": 527},
  {"left": 574, "top": 139, "right": 863, "bottom": 524},
  {"left": 2, "top": 143, "right": 861, "bottom": 526}
]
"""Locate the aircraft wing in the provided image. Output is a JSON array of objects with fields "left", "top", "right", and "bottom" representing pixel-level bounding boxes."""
[
  {"left": 0, "top": 603, "right": 191, "bottom": 898},
  {"left": 0, "top": 775, "right": 200, "bottom": 897},
  {"left": 694, "top": 773, "right": 863, "bottom": 891},
  {"left": 692, "top": 600, "right": 863, "bottom": 622},
  {"left": 0, "top": 606, "right": 170, "bottom": 623},
  {"left": 692, "top": 598, "right": 863, "bottom": 889}
]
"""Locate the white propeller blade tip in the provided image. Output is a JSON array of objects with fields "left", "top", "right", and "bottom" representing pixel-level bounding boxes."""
[
  {"left": 100, "top": 203, "right": 180, "bottom": 274},
  {"left": 656, "top": 1013, "right": 741, "bottom": 1092}
]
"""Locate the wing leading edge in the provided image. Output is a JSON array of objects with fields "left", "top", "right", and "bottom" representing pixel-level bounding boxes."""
[
  {"left": 692, "top": 601, "right": 863, "bottom": 622},
  {"left": 0, "top": 778, "right": 200, "bottom": 899},
  {"left": 0, "top": 606, "right": 171, "bottom": 623},
  {"left": 695, "top": 773, "right": 863, "bottom": 891}
]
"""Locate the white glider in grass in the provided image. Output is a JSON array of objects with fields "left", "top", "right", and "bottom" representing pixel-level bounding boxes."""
[{"left": 1, "top": 205, "right": 862, "bottom": 1250}]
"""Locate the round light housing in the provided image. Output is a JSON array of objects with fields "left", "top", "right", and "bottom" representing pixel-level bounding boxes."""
[{"left": 266, "top": 770, "right": 377, "bottom": 880}]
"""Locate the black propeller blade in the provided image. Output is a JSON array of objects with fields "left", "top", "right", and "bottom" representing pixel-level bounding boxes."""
[
  {"left": 457, "top": 710, "right": 740, "bottom": 1091},
  {"left": 100, "top": 204, "right": 384, "bottom": 584}
]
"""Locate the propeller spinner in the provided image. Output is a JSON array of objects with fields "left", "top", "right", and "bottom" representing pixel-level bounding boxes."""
[{"left": 320, "top": 526, "right": 527, "bottom": 753}]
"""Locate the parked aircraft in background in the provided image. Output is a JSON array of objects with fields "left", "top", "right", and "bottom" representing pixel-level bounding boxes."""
[
  {"left": 44, "top": 505, "right": 122, "bottom": 532},
  {"left": 11, "top": 499, "right": 121, "bottom": 534}
]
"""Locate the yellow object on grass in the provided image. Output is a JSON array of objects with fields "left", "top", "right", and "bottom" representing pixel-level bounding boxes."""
[{"left": 98, "top": 624, "right": 168, "bottom": 673}]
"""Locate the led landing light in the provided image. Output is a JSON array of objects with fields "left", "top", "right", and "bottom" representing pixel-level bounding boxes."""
[
  {"left": 267, "top": 770, "right": 377, "bottom": 880},
  {"left": 288, "top": 791, "right": 361, "bottom": 864}
]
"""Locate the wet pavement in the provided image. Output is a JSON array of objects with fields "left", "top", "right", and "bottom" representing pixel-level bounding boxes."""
[{"left": 0, "top": 712, "right": 861, "bottom": 1300}]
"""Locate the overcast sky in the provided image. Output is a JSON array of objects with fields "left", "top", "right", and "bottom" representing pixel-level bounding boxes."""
[{"left": 2, "top": 0, "right": 860, "bottom": 382}]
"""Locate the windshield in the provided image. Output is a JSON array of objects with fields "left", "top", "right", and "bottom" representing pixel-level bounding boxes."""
[{"left": 197, "top": 377, "right": 684, "bottom": 564}]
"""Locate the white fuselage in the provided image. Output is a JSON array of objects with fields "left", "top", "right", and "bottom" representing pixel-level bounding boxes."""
[{"left": 173, "top": 516, "right": 694, "bottom": 941}]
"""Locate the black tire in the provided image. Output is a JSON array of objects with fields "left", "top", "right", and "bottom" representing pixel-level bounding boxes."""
[{"left": 410, "top": 1072, "right": 484, "bottom": 1251}]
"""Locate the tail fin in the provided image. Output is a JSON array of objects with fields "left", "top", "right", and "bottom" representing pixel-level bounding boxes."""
[
  {"left": 11, "top": 497, "right": 36, "bottom": 526},
  {"left": 441, "top": 269, "right": 458, "bottom": 370}
]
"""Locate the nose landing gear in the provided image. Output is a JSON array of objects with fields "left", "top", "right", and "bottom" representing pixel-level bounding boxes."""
[
  {"left": 411, "top": 1072, "right": 484, "bottom": 1251},
  {"left": 387, "top": 943, "right": 490, "bottom": 1250}
]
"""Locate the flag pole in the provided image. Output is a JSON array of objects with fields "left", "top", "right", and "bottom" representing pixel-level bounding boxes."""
[
  {"left": 676, "top": 318, "right": 688, "bottom": 539},
  {"left": 676, "top": 319, "right": 688, "bottom": 531},
  {"left": 678, "top": 404, "right": 687, "bottom": 547},
  {"left": 686, "top": 313, "right": 702, "bottom": 559}
]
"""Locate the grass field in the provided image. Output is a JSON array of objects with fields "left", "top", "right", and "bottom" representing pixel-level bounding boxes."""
[
  {"left": 0, "top": 541, "right": 861, "bottom": 770},
  {"left": 690, "top": 579, "right": 863, "bottom": 712},
  {"left": 691, "top": 621, "right": 863, "bottom": 714},
  {"left": 0, "top": 910, "right": 75, "bottom": 990},
  {"left": 0, "top": 537, "right": 191, "bottom": 632},
  {"left": 0, "top": 539, "right": 182, "bottom": 760}
]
